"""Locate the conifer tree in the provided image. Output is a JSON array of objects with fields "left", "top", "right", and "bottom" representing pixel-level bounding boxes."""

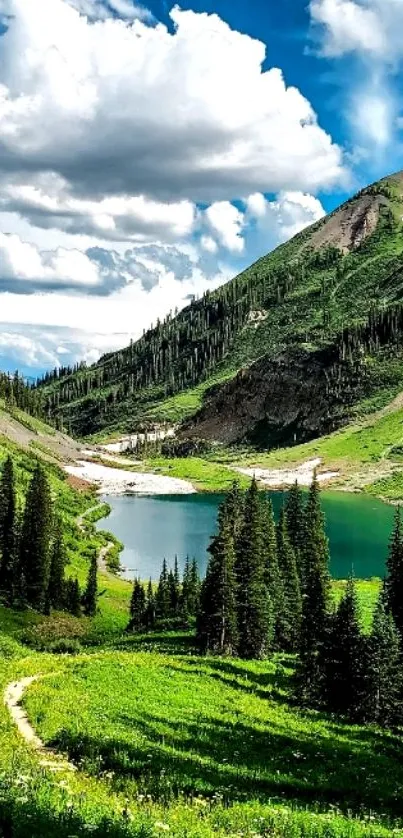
[
  {"left": 225, "top": 480, "right": 244, "bottom": 543},
  {"left": 168, "top": 556, "right": 181, "bottom": 616},
  {"left": 285, "top": 480, "right": 305, "bottom": 579},
  {"left": 65, "top": 577, "right": 81, "bottom": 617},
  {"left": 235, "top": 478, "right": 271, "bottom": 659},
  {"left": 385, "top": 506, "right": 403, "bottom": 639},
  {"left": 365, "top": 592, "right": 402, "bottom": 727},
  {"left": 128, "top": 578, "right": 146, "bottom": 632},
  {"left": 83, "top": 549, "right": 98, "bottom": 617},
  {"left": 296, "top": 472, "right": 331, "bottom": 704},
  {"left": 260, "top": 495, "right": 285, "bottom": 648},
  {"left": 197, "top": 503, "right": 238, "bottom": 655},
  {"left": 47, "top": 517, "right": 67, "bottom": 611},
  {"left": 0, "top": 456, "right": 17, "bottom": 603},
  {"left": 189, "top": 558, "right": 201, "bottom": 615},
  {"left": 19, "top": 463, "right": 53, "bottom": 612},
  {"left": 156, "top": 558, "right": 170, "bottom": 620},
  {"left": 181, "top": 556, "right": 192, "bottom": 617},
  {"left": 145, "top": 578, "right": 156, "bottom": 629},
  {"left": 323, "top": 577, "right": 365, "bottom": 718},
  {"left": 276, "top": 508, "right": 302, "bottom": 651}
]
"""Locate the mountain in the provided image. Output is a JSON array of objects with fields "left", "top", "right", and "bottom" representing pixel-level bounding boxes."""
[{"left": 38, "top": 171, "right": 403, "bottom": 444}]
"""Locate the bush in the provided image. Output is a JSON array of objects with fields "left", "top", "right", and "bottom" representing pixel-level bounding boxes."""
[{"left": 47, "top": 638, "right": 82, "bottom": 655}]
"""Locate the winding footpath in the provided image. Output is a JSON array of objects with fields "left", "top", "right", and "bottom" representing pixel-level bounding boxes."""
[{"left": 4, "top": 675, "right": 76, "bottom": 773}]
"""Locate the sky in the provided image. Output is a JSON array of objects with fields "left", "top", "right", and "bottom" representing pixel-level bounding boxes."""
[{"left": 0, "top": 0, "right": 402, "bottom": 375}]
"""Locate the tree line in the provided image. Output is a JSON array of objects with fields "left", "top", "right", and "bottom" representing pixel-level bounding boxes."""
[
  {"left": 128, "top": 475, "right": 403, "bottom": 729},
  {"left": 0, "top": 457, "right": 98, "bottom": 618}
]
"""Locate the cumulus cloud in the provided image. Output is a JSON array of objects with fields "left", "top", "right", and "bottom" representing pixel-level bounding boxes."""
[
  {"left": 65, "top": 0, "right": 153, "bottom": 21},
  {"left": 309, "top": 0, "right": 386, "bottom": 58},
  {"left": 0, "top": 0, "right": 343, "bottom": 214},
  {"left": 246, "top": 191, "right": 326, "bottom": 249},
  {"left": 204, "top": 202, "right": 245, "bottom": 253}
]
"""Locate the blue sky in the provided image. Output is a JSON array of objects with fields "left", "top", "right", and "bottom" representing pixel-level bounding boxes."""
[{"left": 0, "top": 0, "right": 401, "bottom": 374}]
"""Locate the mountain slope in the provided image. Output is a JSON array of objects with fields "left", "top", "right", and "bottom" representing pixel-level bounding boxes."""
[{"left": 38, "top": 171, "right": 403, "bottom": 442}]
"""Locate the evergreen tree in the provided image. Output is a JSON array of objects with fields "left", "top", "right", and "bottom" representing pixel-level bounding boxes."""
[
  {"left": 65, "top": 577, "right": 81, "bottom": 617},
  {"left": 225, "top": 480, "right": 244, "bottom": 543},
  {"left": 82, "top": 549, "right": 98, "bottom": 617},
  {"left": 197, "top": 503, "right": 238, "bottom": 655},
  {"left": 47, "top": 517, "right": 67, "bottom": 611},
  {"left": 189, "top": 558, "right": 201, "bottom": 615},
  {"left": 156, "top": 558, "right": 170, "bottom": 620},
  {"left": 145, "top": 578, "right": 156, "bottom": 629},
  {"left": 296, "top": 472, "right": 331, "bottom": 704},
  {"left": 128, "top": 578, "right": 146, "bottom": 632},
  {"left": 0, "top": 456, "right": 17, "bottom": 603},
  {"left": 168, "top": 556, "right": 181, "bottom": 616},
  {"left": 19, "top": 463, "right": 53, "bottom": 612},
  {"left": 285, "top": 481, "right": 305, "bottom": 579},
  {"left": 385, "top": 506, "right": 403, "bottom": 639},
  {"left": 323, "top": 577, "right": 365, "bottom": 719},
  {"left": 365, "top": 592, "right": 402, "bottom": 727},
  {"left": 181, "top": 556, "right": 192, "bottom": 617},
  {"left": 276, "top": 508, "right": 302, "bottom": 651},
  {"left": 235, "top": 478, "right": 272, "bottom": 659},
  {"left": 260, "top": 495, "right": 285, "bottom": 649}
]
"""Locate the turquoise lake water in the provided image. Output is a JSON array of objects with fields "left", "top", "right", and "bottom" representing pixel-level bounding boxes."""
[{"left": 97, "top": 491, "right": 395, "bottom": 580}]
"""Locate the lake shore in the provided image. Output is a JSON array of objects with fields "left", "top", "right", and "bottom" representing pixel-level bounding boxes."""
[{"left": 65, "top": 460, "right": 196, "bottom": 495}]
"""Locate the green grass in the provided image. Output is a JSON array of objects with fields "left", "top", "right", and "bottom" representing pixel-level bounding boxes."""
[
  {"left": 15, "top": 648, "right": 402, "bottom": 837},
  {"left": 143, "top": 455, "right": 249, "bottom": 492}
]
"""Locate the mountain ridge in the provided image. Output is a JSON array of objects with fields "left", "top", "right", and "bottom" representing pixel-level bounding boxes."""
[{"left": 37, "top": 169, "right": 403, "bottom": 444}]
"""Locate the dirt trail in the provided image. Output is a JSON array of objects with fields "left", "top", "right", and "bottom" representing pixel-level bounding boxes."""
[{"left": 4, "top": 676, "right": 76, "bottom": 773}]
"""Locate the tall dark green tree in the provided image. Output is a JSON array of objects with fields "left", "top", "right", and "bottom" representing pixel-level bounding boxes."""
[
  {"left": 145, "top": 578, "right": 156, "bottom": 629},
  {"left": 128, "top": 578, "right": 146, "bottom": 632},
  {"left": 0, "top": 456, "right": 17, "bottom": 603},
  {"left": 285, "top": 480, "right": 305, "bottom": 579},
  {"left": 225, "top": 480, "right": 244, "bottom": 544},
  {"left": 47, "top": 516, "right": 67, "bottom": 611},
  {"left": 323, "top": 577, "right": 365, "bottom": 719},
  {"left": 365, "top": 592, "right": 402, "bottom": 727},
  {"left": 19, "top": 463, "right": 53, "bottom": 612},
  {"left": 65, "top": 577, "right": 81, "bottom": 617},
  {"left": 276, "top": 508, "right": 302, "bottom": 651},
  {"left": 385, "top": 506, "right": 403, "bottom": 639},
  {"left": 168, "top": 556, "right": 181, "bottom": 616},
  {"left": 198, "top": 502, "right": 238, "bottom": 655},
  {"left": 156, "top": 558, "right": 170, "bottom": 620},
  {"left": 296, "top": 472, "right": 331, "bottom": 704},
  {"left": 260, "top": 495, "right": 286, "bottom": 649},
  {"left": 82, "top": 549, "right": 98, "bottom": 617},
  {"left": 235, "top": 478, "right": 272, "bottom": 659}
]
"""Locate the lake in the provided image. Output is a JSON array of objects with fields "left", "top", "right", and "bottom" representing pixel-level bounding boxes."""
[{"left": 96, "top": 490, "right": 395, "bottom": 581}]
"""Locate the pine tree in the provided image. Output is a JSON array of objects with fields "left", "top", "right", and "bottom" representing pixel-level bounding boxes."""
[
  {"left": 181, "top": 556, "right": 192, "bottom": 617},
  {"left": 385, "top": 506, "right": 403, "bottom": 639},
  {"left": 47, "top": 517, "right": 67, "bottom": 611},
  {"left": 19, "top": 463, "right": 53, "bottom": 612},
  {"left": 65, "top": 577, "right": 81, "bottom": 617},
  {"left": 285, "top": 481, "right": 305, "bottom": 580},
  {"left": 128, "top": 578, "right": 146, "bottom": 632},
  {"left": 276, "top": 508, "right": 302, "bottom": 651},
  {"left": 189, "top": 558, "right": 201, "bottom": 615},
  {"left": 225, "top": 480, "right": 244, "bottom": 543},
  {"left": 0, "top": 456, "right": 17, "bottom": 603},
  {"left": 145, "top": 578, "right": 156, "bottom": 629},
  {"left": 83, "top": 549, "right": 98, "bottom": 617},
  {"left": 235, "top": 478, "right": 271, "bottom": 659},
  {"left": 168, "top": 556, "right": 181, "bottom": 616},
  {"left": 260, "top": 495, "right": 285, "bottom": 649},
  {"left": 197, "top": 502, "right": 238, "bottom": 655},
  {"left": 156, "top": 558, "right": 170, "bottom": 620},
  {"left": 323, "top": 577, "right": 365, "bottom": 719},
  {"left": 365, "top": 592, "right": 402, "bottom": 727},
  {"left": 296, "top": 472, "right": 331, "bottom": 704}
]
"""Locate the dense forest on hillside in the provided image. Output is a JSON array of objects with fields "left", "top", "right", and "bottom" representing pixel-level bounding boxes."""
[{"left": 35, "top": 176, "right": 403, "bottom": 439}]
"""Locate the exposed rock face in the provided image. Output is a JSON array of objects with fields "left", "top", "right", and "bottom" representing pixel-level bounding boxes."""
[
  {"left": 183, "top": 349, "right": 363, "bottom": 447},
  {"left": 307, "top": 194, "right": 388, "bottom": 254}
]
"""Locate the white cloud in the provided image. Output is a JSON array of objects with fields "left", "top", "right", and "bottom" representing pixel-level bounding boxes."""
[
  {"left": 245, "top": 191, "right": 326, "bottom": 247},
  {"left": 204, "top": 202, "right": 245, "bottom": 253},
  {"left": 200, "top": 235, "right": 218, "bottom": 254},
  {"left": 309, "top": 0, "right": 403, "bottom": 153}
]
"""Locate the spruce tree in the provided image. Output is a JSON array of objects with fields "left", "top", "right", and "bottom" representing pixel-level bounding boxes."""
[
  {"left": 168, "top": 556, "right": 181, "bottom": 616},
  {"left": 47, "top": 517, "right": 67, "bottom": 611},
  {"left": 128, "top": 579, "right": 146, "bottom": 632},
  {"left": 225, "top": 480, "right": 244, "bottom": 543},
  {"left": 0, "top": 456, "right": 17, "bottom": 603},
  {"left": 83, "top": 549, "right": 98, "bottom": 617},
  {"left": 285, "top": 480, "right": 305, "bottom": 580},
  {"left": 276, "top": 508, "right": 302, "bottom": 651},
  {"left": 365, "top": 592, "right": 402, "bottom": 727},
  {"left": 65, "top": 577, "right": 81, "bottom": 617},
  {"left": 197, "top": 503, "right": 238, "bottom": 655},
  {"left": 189, "top": 558, "right": 201, "bottom": 616},
  {"left": 235, "top": 478, "right": 271, "bottom": 659},
  {"left": 19, "top": 463, "right": 53, "bottom": 612},
  {"left": 181, "top": 556, "right": 192, "bottom": 617},
  {"left": 296, "top": 472, "right": 331, "bottom": 704},
  {"left": 385, "top": 506, "right": 403, "bottom": 639},
  {"left": 156, "top": 558, "right": 170, "bottom": 620},
  {"left": 145, "top": 578, "right": 156, "bottom": 629},
  {"left": 323, "top": 577, "right": 365, "bottom": 719}
]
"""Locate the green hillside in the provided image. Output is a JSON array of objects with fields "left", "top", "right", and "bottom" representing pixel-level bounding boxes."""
[{"left": 37, "top": 172, "right": 403, "bottom": 441}]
